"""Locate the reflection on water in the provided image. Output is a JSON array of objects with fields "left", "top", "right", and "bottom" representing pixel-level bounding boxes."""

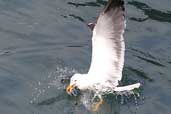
[
  {"left": 67, "top": 0, "right": 108, "bottom": 8},
  {"left": 125, "top": 66, "right": 153, "bottom": 82},
  {"left": 129, "top": 17, "right": 148, "bottom": 22},
  {"left": 0, "top": 0, "right": 171, "bottom": 114},
  {"left": 67, "top": 1, "right": 101, "bottom": 7},
  {"left": 128, "top": 47, "right": 165, "bottom": 67},
  {"left": 69, "top": 14, "right": 86, "bottom": 23},
  {"left": 128, "top": 0, "right": 171, "bottom": 22}
]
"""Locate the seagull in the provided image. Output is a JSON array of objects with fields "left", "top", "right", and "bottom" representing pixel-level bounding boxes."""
[{"left": 66, "top": 0, "right": 140, "bottom": 111}]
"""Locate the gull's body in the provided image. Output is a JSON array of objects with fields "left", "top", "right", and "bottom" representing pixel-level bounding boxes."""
[{"left": 67, "top": 0, "right": 140, "bottom": 110}]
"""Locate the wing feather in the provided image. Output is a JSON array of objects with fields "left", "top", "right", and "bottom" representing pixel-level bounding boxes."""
[{"left": 88, "top": 0, "right": 125, "bottom": 85}]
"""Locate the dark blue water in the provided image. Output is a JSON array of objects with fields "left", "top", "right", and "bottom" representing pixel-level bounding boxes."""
[{"left": 0, "top": 0, "right": 171, "bottom": 114}]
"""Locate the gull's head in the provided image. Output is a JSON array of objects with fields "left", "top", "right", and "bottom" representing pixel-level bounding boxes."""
[{"left": 66, "top": 73, "right": 89, "bottom": 95}]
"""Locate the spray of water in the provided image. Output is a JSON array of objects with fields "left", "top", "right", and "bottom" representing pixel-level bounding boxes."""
[
  {"left": 80, "top": 86, "right": 141, "bottom": 111},
  {"left": 30, "top": 66, "right": 77, "bottom": 104},
  {"left": 29, "top": 65, "right": 141, "bottom": 112}
]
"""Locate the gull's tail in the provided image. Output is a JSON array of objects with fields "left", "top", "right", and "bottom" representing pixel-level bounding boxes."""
[{"left": 114, "top": 83, "right": 140, "bottom": 92}]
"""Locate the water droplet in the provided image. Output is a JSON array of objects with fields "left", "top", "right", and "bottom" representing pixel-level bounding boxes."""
[
  {"left": 30, "top": 100, "right": 33, "bottom": 104},
  {"left": 120, "top": 94, "right": 124, "bottom": 104},
  {"left": 38, "top": 82, "right": 41, "bottom": 85}
]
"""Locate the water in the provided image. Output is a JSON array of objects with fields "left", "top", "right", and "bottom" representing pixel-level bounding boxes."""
[{"left": 0, "top": 0, "right": 171, "bottom": 114}]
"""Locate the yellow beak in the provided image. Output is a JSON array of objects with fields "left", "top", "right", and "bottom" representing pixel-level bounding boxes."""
[{"left": 66, "top": 83, "right": 76, "bottom": 94}]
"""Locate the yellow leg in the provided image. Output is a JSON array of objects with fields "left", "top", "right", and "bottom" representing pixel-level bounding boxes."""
[{"left": 93, "top": 97, "right": 103, "bottom": 111}]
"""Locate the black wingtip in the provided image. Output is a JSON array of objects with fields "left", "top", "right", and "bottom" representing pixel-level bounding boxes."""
[
  {"left": 87, "top": 23, "right": 96, "bottom": 31},
  {"left": 103, "top": 0, "right": 125, "bottom": 13}
]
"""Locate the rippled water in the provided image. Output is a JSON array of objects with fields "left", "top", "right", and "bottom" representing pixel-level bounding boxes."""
[{"left": 0, "top": 0, "right": 171, "bottom": 114}]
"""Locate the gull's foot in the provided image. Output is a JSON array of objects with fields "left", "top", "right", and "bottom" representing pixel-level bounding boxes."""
[{"left": 92, "top": 97, "right": 103, "bottom": 111}]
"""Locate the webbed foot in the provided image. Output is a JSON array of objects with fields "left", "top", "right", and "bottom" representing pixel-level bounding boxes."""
[{"left": 92, "top": 96, "right": 103, "bottom": 111}]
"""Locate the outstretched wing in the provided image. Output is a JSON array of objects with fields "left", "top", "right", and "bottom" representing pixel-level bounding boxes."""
[{"left": 88, "top": 0, "right": 125, "bottom": 85}]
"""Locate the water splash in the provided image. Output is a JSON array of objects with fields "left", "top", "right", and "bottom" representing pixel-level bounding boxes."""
[
  {"left": 80, "top": 88, "right": 141, "bottom": 111},
  {"left": 49, "top": 67, "right": 77, "bottom": 88},
  {"left": 30, "top": 66, "right": 77, "bottom": 104},
  {"left": 29, "top": 65, "right": 141, "bottom": 112}
]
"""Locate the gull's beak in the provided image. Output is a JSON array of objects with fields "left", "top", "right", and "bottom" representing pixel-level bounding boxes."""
[{"left": 66, "top": 83, "right": 76, "bottom": 94}]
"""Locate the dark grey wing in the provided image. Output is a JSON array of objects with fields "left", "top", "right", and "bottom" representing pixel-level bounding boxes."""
[{"left": 88, "top": 0, "right": 126, "bottom": 85}]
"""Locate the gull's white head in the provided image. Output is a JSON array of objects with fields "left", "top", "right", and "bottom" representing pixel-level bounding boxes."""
[{"left": 66, "top": 73, "right": 89, "bottom": 94}]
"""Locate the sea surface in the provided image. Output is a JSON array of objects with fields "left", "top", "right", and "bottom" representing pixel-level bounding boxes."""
[{"left": 0, "top": 0, "right": 171, "bottom": 114}]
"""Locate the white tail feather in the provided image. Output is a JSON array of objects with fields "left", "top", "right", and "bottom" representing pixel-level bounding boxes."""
[{"left": 114, "top": 83, "right": 140, "bottom": 92}]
